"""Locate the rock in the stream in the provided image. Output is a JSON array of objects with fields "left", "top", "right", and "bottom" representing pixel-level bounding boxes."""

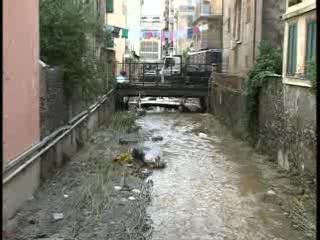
[
  {"left": 151, "top": 136, "right": 164, "bottom": 142},
  {"left": 131, "top": 148, "right": 145, "bottom": 163},
  {"left": 144, "top": 148, "right": 166, "bottom": 169},
  {"left": 119, "top": 138, "right": 138, "bottom": 145},
  {"left": 136, "top": 108, "right": 146, "bottom": 116},
  {"left": 144, "top": 147, "right": 162, "bottom": 163}
]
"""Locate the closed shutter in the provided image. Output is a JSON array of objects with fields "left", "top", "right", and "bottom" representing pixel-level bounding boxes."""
[
  {"left": 307, "top": 21, "right": 316, "bottom": 62},
  {"left": 106, "top": 0, "right": 113, "bottom": 13},
  {"left": 287, "top": 24, "right": 297, "bottom": 75}
]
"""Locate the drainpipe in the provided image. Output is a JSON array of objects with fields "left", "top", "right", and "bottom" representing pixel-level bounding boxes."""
[{"left": 252, "top": 0, "right": 257, "bottom": 63}]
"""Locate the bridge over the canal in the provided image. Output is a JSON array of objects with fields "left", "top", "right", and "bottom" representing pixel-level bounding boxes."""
[{"left": 114, "top": 61, "right": 213, "bottom": 110}]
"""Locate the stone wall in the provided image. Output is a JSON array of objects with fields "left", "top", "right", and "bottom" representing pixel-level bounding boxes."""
[
  {"left": 40, "top": 66, "right": 69, "bottom": 139},
  {"left": 210, "top": 74, "right": 317, "bottom": 177},
  {"left": 257, "top": 78, "right": 285, "bottom": 158},
  {"left": 211, "top": 80, "right": 249, "bottom": 139}
]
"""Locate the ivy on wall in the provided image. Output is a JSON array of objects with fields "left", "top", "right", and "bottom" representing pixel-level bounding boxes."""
[{"left": 243, "top": 42, "right": 283, "bottom": 111}]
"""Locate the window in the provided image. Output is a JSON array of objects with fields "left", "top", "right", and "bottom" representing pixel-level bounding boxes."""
[
  {"left": 202, "top": 1, "right": 211, "bottom": 15},
  {"left": 306, "top": 20, "right": 316, "bottom": 76},
  {"left": 306, "top": 21, "right": 316, "bottom": 63},
  {"left": 227, "top": 8, "right": 231, "bottom": 33},
  {"left": 246, "top": 0, "right": 251, "bottom": 24},
  {"left": 106, "top": 0, "right": 113, "bottom": 13},
  {"left": 288, "top": 0, "right": 302, "bottom": 7},
  {"left": 233, "top": 0, "right": 242, "bottom": 41},
  {"left": 287, "top": 24, "right": 297, "bottom": 75}
]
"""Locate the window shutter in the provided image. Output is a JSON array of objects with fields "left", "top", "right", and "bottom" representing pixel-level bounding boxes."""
[
  {"left": 307, "top": 21, "right": 316, "bottom": 62},
  {"left": 287, "top": 24, "right": 297, "bottom": 75},
  {"left": 292, "top": 24, "right": 297, "bottom": 73},
  {"left": 106, "top": 0, "right": 113, "bottom": 13}
]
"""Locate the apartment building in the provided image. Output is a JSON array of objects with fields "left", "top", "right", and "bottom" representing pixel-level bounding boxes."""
[
  {"left": 175, "top": 5, "right": 195, "bottom": 55},
  {"left": 192, "top": 0, "right": 223, "bottom": 51},
  {"left": 282, "top": 0, "right": 316, "bottom": 86},
  {"left": 125, "top": 0, "right": 142, "bottom": 55},
  {"left": 106, "top": 0, "right": 126, "bottom": 70},
  {"left": 140, "top": 15, "right": 162, "bottom": 60},
  {"left": 222, "top": 0, "right": 285, "bottom": 76}
]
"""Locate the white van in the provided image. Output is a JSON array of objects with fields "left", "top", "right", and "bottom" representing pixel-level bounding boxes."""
[{"left": 160, "top": 55, "right": 182, "bottom": 83}]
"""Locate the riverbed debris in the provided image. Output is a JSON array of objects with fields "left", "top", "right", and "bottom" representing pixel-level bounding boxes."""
[
  {"left": 52, "top": 213, "right": 64, "bottom": 222},
  {"left": 198, "top": 132, "right": 208, "bottom": 138},
  {"left": 113, "top": 152, "right": 133, "bottom": 164}
]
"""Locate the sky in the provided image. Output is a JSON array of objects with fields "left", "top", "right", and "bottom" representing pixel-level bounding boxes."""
[
  {"left": 142, "top": 0, "right": 162, "bottom": 16},
  {"left": 142, "top": 0, "right": 196, "bottom": 16}
]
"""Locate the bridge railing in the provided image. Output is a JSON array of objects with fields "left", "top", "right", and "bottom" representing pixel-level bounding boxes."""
[{"left": 112, "top": 61, "right": 217, "bottom": 87}]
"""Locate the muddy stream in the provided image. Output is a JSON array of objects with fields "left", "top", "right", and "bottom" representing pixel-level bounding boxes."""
[{"left": 137, "top": 112, "right": 307, "bottom": 240}]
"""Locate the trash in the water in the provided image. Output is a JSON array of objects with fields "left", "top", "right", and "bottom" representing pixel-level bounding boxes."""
[
  {"left": 52, "top": 213, "right": 64, "bottom": 221},
  {"left": 128, "top": 196, "right": 136, "bottom": 201},
  {"left": 267, "top": 190, "right": 276, "bottom": 195},
  {"left": 63, "top": 194, "right": 69, "bottom": 198},
  {"left": 198, "top": 132, "right": 208, "bottom": 138},
  {"left": 114, "top": 186, "right": 122, "bottom": 191},
  {"left": 113, "top": 152, "right": 133, "bottom": 164},
  {"left": 131, "top": 189, "right": 141, "bottom": 194}
]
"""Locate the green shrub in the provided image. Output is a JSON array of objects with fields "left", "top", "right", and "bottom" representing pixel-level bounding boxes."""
[{"left": 40, "top": 0, "right": 109, "bottom": 100}]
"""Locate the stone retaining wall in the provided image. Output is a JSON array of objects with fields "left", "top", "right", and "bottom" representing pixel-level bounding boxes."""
[{"left": 211, "top": 75, "right": 316, "bottom": 177}]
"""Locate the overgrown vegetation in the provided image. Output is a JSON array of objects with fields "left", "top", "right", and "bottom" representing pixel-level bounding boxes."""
[
  {"left": 244, "top": 42, "right": 283, "bottom": 111},
  {"left": 109, "top": 112, "right": 138, "bottom": 132},
  {"left": 40, "top": 0, "right": 113, "bottom": 100},
  {"left": 242, "top": 42, "right": 282, "bottom": 139}
]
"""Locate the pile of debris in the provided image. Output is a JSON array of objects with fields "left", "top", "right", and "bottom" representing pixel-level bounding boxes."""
[{"left": 113, "top": 147, "right": 166, "bottom": 169}]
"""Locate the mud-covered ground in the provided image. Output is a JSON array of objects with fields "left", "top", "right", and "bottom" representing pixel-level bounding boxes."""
[
  {"left": 4, "top": 110, "right": 316, "bottom": 240},
  {"left": 4, "top": 113, "right": 153, "bottom": 240}
]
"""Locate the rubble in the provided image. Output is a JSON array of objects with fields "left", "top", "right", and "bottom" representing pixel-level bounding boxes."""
[{"left": 151, "top": 136, "right": 164, "bottom": 142}]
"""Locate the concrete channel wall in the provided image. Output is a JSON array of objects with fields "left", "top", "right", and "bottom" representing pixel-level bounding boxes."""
[
  {"left": 211, "top": 74, "right": 317, "bottom": 178},
  {"left": 3, "top": 91, "right": 115, "bottom": 225}
]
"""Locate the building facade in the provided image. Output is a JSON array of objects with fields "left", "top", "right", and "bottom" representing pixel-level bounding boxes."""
[
  {"left": 175, "top": 5, "right": 195, "bottom": 55},
  {"left": 3, "top": 0, "right": 40, "bottom": 163},
  {"left": 106, "top": 0, "right": 127, "bottom": 71},
  {"left": 282, "top": 0, "right": 316, "bottom": 86},
  {"left": 125, "top": 0, "right": 142, "bottom": 55},
  {"left": 222, "top": 0, "right": 285, "bottom": 76},
  {"left": 140, "top": 15, "right": 162, "bottom": 60},
  {"left": 192, "top": 0, "right": 223, "bottom": 52}
]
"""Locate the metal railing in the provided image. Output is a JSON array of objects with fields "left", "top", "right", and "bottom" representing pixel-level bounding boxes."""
[{"left": 111, "top": 61, "right": 221, "bottom": 88}]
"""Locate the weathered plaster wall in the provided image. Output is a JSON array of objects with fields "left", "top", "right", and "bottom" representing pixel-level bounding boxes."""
[
  {"left": 3, "top": 0, "right": 40, "bottom": 162},
  {"left": 278, "top": 84, "right": 316, "bottom": 175}
]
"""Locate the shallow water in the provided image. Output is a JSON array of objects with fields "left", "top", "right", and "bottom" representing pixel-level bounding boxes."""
[{"left": 137, "top": 112, "right": 305, "bottom": 240}]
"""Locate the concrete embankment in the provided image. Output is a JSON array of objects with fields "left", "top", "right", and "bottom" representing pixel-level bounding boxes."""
[{"left": 3, "top": 91, "right": 116, "bottom": 225}]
